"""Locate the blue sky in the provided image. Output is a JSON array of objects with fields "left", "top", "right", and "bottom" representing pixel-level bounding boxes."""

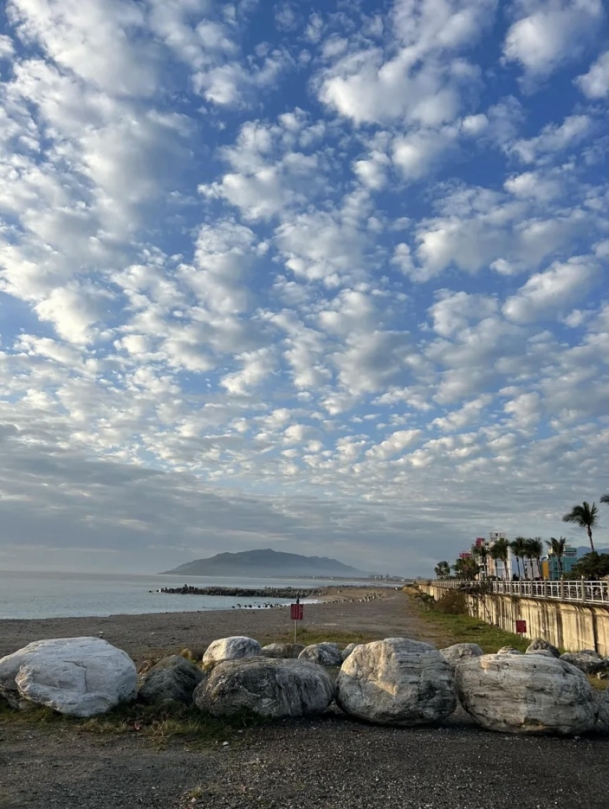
[{"left": 0, "top": 0, "right": 607, "bottom": 575}]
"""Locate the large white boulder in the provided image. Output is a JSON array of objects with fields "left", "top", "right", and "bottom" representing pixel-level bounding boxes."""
[
  {"left": 336, "top": 638, "right": 456, "bottom": 726},
  {"left": 456, "top": 654, "right": 597, "bottom": 735},
  {"left": 0, "top": 637, "right": 136, "bottom": 717},
  {"left": 298, "top": 643, "right": 343, "bottom": 667},
  {"left": 440, "top": 643, "right": 483, "bottom": 669},
  {"left": 202, "top": 636, "right": 261, "bottom": 668},
  {"left": 194, "top": 658, "right": 335, "bottom": 718}
]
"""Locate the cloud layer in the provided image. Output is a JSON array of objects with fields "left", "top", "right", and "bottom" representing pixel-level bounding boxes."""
[{"left": 0, "top": 0, "right": 607, "bottom": 574}]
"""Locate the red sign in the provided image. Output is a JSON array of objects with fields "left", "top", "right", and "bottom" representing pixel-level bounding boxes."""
[
  {"left": 290, "top": 604, "right": 304, "bottom": 620},
  {"left": 515, "top": 620, "right": 527, "bottom": 634}
]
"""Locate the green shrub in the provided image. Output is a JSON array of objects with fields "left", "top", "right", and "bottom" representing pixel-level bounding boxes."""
[{"left": 435, "top": 590, "right": 468, "bottom": 615}]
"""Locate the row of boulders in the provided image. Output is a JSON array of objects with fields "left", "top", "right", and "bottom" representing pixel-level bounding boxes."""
[{"left": 1, "top": 635, "right": 607, "bottom": 737}]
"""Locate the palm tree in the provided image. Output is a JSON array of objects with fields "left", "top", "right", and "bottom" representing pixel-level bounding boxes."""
[
  {"left": 434, "top": 561, "right": 451, "bottom": 579},
  {"left": 472, "top": 543, "right": 489, "bottom": 578},
  {"left": 546, "top": 536, "right": 567, "bottom": 578},
  {"left": 562, "top": 501, "right": 598, "bottom": 553},
  {"left": 490, "top": 537, "right": 510, "bottom": 580},
  {"left": 601, "top": 494, "right": 609, "bottom": 505},
  {"left": 509, "top": 537, "right": 527, "bottom": 579},
  {"left": 527, "top": 537, "right": 543, "bottom": 579}
]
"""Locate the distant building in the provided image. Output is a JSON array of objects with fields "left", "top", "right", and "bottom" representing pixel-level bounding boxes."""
[
  {"left": 486, "top": 532, "right": 514, "bottom": 579},
  {"left": 541, "top": 545, "right": 578, "bottom": 580}
]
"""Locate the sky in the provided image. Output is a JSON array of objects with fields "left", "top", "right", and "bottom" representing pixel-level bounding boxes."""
[{"left": 0, "top": 0, "right": 607, "bottom": 577}]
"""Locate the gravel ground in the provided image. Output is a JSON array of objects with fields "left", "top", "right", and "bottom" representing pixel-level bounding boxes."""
[
  {"left": 1, "top": 591, "right": 607, "bottom": 809},
  {"left": 1, "top": 712, "right": 607, "bottom": 809}
]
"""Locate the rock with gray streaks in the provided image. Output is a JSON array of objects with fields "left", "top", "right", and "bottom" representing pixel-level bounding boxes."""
[
  {"left": 138, "top": 655, "right": 204, "bottom": 705},
  {"left": 260, "top": 643, "right": 305, "bottom": 659},
  {"left": 456, "top": 654, "right": 597, "bottom": 735},
  {"left": 298, "top": 643, "right": 343, "bottom": 667},
  {"left": 194, "top": 657, "right": 335, "bottom": 718},
  {"left": 202, "top": 636, "right": 261, "bottom": 668},
  {"left": 0, "top": 637, "right": 136, "bottom": 717},
  {"left": 560, "top": 651, "right": 608, "bottom": 675},
  {"left": 496, "top": 646, "right": 522, "bottom": 655},
  {"left": 336, "top": 638, "right": 456, "bottom": 726},
  {"left": 440, "top": 643, "right": 483, "bottom": 669},
  {"left": 525, "top": 639, "right": 559, "bottom": 657}
]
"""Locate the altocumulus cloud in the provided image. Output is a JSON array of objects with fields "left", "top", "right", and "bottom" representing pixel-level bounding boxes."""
[{"left": 0, "top": 0, "right": 607, "bottom": 575}]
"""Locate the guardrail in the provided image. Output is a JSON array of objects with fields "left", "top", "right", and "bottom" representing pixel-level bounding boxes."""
[{"left": 419, "top": 579, "right": 609, "bottom": 605}]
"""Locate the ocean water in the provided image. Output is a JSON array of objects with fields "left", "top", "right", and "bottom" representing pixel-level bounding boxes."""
[{"left": 0, "top": 570, "right": 368, "bottom": 620}]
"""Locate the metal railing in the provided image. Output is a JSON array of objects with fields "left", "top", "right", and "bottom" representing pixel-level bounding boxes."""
[
  {"left": 422, "top": 578, "right": 609, "bottom": 605},
  {"left": 491, "top": 579, "right": 608, "bottom": 604}
]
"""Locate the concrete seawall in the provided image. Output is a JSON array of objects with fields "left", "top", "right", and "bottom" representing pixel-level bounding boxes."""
[{"left": 418, "top": 583, "right": 609, "bottom": 656}]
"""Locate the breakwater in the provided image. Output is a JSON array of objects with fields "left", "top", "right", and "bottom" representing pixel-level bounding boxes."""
[{"left": 157, "top": 585, "right": 322, "bottom": 598}]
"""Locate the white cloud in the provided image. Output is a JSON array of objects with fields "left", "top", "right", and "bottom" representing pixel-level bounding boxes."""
[
  {"left": 502, "top": 256, "right": 599, "bottom": 323},
  {"left": 503, "top": 0, "right": 604, "bottom": 85},
  {"left": 392, "top": 127, "right": 458, "bottom": 180},
  {"left": 317, "top": 0, "right": 495, "bottom": 125},
  {"left": 366, "top": 429, "right": 422, "bottom": 460},
  {"left": 8, "top": 0, "right": 158, "bottom": 96},
  {"left": 575, "top": 50, "right": 609, "bottom": 99},
  {"left": 512, "top": 114, "right": 593, "bottom": 163}
]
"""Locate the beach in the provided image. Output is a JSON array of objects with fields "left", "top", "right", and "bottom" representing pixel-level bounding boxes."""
[
  {"left": 1, "top": 589, "right": 608, "bottom": 809},
  {"left": 0, "top": 587, "right": 431, "bottom": 663}
]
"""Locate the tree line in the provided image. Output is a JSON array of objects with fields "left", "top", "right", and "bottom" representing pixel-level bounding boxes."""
[{"left": 434, "top": 497, "right": 609, "bottom": 581}]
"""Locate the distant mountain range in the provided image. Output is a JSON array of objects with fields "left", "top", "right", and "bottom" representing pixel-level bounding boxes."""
[
  {"left": 576, "top": 546, "right": 609, "bottom": 557},
  {"left": 162, "top": 548, "right": 370, "bottom": 578}
]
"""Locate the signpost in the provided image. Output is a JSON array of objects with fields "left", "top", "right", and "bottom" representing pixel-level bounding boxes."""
[
  {"left": 515, "top": 619, "right": 527, "bottom": 634},
  {"left": 290, "top": 601, "right": 304, "bottom": 642}
]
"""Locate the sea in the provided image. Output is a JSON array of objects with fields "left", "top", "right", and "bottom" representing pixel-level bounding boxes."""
[{"left": 0, "top": 570, "right": 375, "bottom": 620}]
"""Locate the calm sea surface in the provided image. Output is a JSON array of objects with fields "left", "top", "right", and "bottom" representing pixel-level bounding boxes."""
[{"left": 0, "top": 571, "right": 372, "bottom": 620}]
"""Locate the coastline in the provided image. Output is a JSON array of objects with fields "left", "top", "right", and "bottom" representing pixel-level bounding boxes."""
[{"left": 0, "top": 587, "right": 433, "bottom": 663}]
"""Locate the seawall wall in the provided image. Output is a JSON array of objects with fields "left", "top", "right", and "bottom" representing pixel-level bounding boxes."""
[{"left": 418, "top": 582, "right": 609, "bottom": 656}]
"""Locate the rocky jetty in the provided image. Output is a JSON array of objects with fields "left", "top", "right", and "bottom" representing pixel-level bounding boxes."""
[{"left": 157, "top": 585, "right": 321, "bottom": 599}]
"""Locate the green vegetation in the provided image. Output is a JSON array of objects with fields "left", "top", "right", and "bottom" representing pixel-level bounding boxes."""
[
  {"left": 0, "top": 697, "right": 266, "bottom": 748},
  {"left": 405, "top": 586, "right": 529, "bottom": 652},
  {"left": 566, "top": 552, "right": 609, "bottom": 579},
  {"left": 562, "top": 500, "right": 599, "bottom": 553},
  {"left": 258, "top": 626, "right": 380, "bottom": 647}
]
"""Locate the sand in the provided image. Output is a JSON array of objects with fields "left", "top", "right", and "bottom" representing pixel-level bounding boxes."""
[{"left": 0, "top": 587, "right": 438, "bottom": 663}]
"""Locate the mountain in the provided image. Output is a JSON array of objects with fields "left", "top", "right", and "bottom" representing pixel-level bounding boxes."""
[
  {"left": 161, "top": 548, "right": 370, "bottom": 578},
  {"left": 576, "top": 546, "right": 609, "bottom": 557}
]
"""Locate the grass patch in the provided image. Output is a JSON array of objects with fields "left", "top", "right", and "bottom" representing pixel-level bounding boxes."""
[
  {"left": 0, "top": 697, "right": 266, "bottom": 748},
  {"left": 258, "top": 627, "right": 380, "bottom": 647},
  {"left": 404, "top": 586, "right": 529, "bottom": 653},
  {"left": 587, "top": 675, "right": 609, "bottom": 692}
]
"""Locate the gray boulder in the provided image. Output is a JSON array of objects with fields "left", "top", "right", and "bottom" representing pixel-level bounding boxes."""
[
  {"left": 0, "top": 637, "right": 136, "bottom": 717},
  {"left": 341, "top": 643, "right": 360, "bottom": 662},
  {"left": 298, "top": 642, "right": 343, "bottom": 667},
  {"left": 440, "top": 643, "right": 483, "bottom": 669},
  {"left": 336, "top": 638, "right": 456, "bottom": 726},
  {"left": 497, "top": 646, "right": 522, "bottom": 655},
  {"left": 194, "top": 657, "right": 335, "bottom": 718},
  {"left": 139, "top": 655, "right": 204, "bottom": 705},
  {"left": 560, "top": 651, "right": 608, "bottom": 675},
  {"left": 596, "top": 688, "right": 609, "bottom": 733},
  {"left": 260, "top": 643, "right": 305, "bottom": 659},
  {"left": 456, "top": 654, "right": 597, "bottom": 735},
  {"left": 526, "top": 639, "right": 559, "bottom": 657},
  {"left": 202, "top": 636, "right": 261, "bottom": 668}
]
